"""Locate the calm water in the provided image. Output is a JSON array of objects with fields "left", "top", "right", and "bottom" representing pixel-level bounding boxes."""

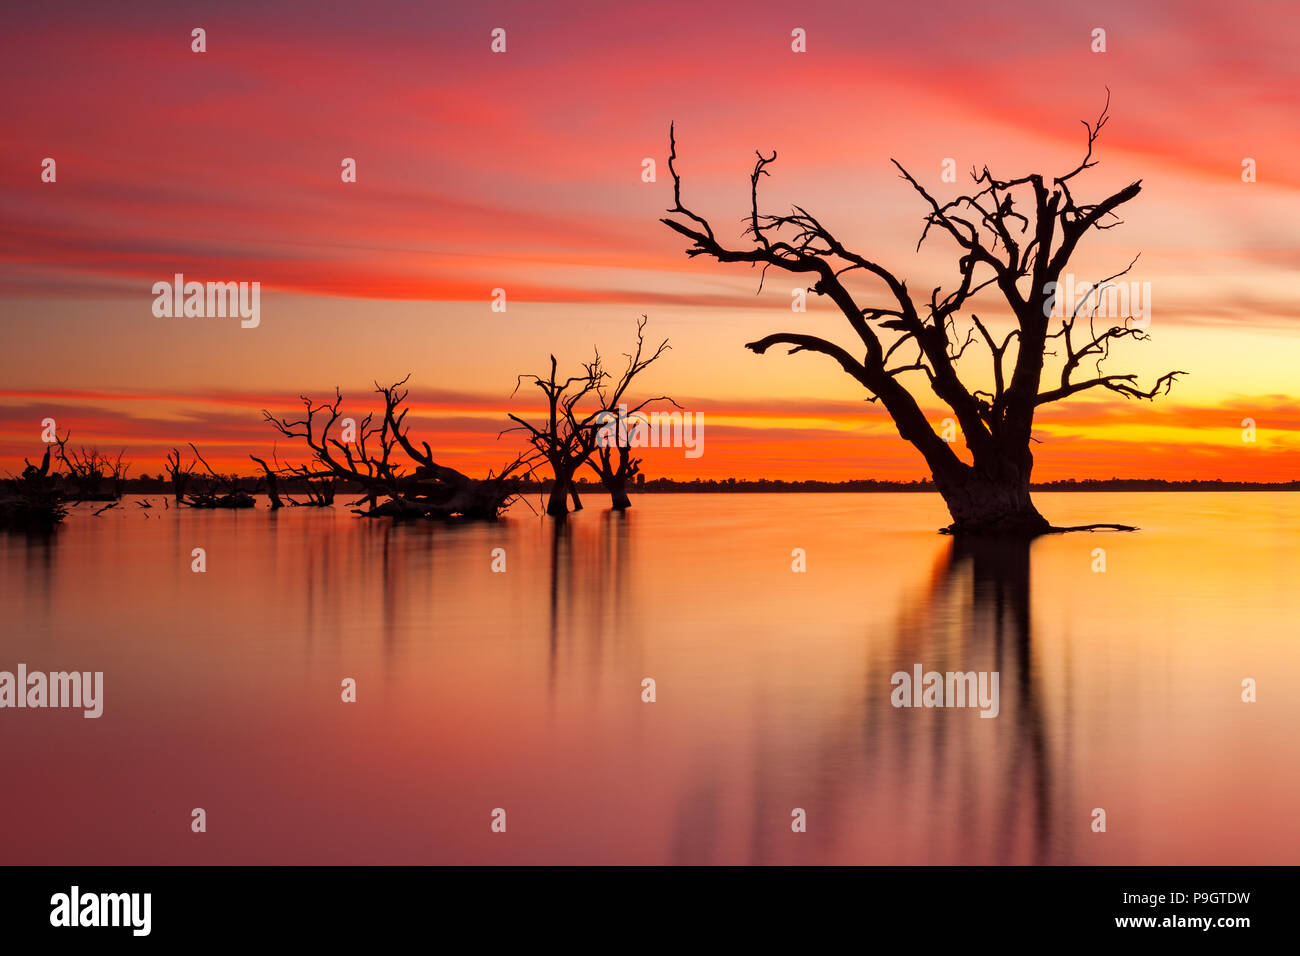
[{"left": 1, "top": 492, "right": 1296, "bottom": 864}]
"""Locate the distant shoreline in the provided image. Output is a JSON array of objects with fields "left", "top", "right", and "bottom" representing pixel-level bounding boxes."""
[
  {"left": 622, "top": 479, "right": 1300, "bottom": 493},
  {"left": 104, "top": 477, "right": 1300, "bottom": 495}
]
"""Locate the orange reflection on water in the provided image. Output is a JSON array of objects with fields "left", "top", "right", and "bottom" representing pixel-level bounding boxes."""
[{"left": 0, "top": 492, "right": 1296, "bottom": 864}]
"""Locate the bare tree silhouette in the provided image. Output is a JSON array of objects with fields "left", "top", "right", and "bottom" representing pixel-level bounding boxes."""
[
  {"left": 507, "top": 355, "right": 599, "bottom": 517},
  {"left": 508, "top": 317, "right": 673, "bottom": 516},
  {"left": 580, "top": 317, "right": 677, "bottom": 510},
  {"left": 106, "top": 450, "right": 130, "bottom": 499},
  {"left": 663, "top": 96, "right": 1184, "bottom": 535},
  {"left": 54, "top": 437, "right": 129, "bottom": 502},
  {"left": 587, "top": 428, "right": 640, "bottom": 511},
  {"left": 297, "top": 472, "right": 337, "bottom": 507},
  {"left": 0, "top": 443, "right": 67, "bottom": 529},
  {"left": 249, "top": 448, "right": 335, "bottom": 509},
  {"left": 184, "top": 443, "right": 255, "bottom": 508},
  {"left": 164, "top": 447, "right": 196, "bottom": 502},
  {"left": 248, "top": 455, "right": 285, "bottom": 509},
  {"left": 263, "top": 378, "right": 525, "bottom": 519}
]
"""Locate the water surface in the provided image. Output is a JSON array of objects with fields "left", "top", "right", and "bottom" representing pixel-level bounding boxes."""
[{"left": 1, "top": 492, "right": 1295, "bottom": 864}]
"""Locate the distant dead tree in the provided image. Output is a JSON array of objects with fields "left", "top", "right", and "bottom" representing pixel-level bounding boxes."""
[
  {"left": 662, "top": 95, "right": 1184, "bottom": 535},
  {"left": 507, "top": 355, "right": 602, "bottom": 517},
  {"left": 263, "top": 378, "right": 525, "bottom": 520},
  {"left": 165, "top": 447, "right": 197, "bottom": 502},
  {"left": 183, "top": 444, "right": 255, "bottom": 509},
  {"left": 249, "top": 448, "right": 336, "bottom": 508},
  {"left": 55, "top": 439, "right": 128, "bottom": 501},
  {"left": 107, "top": 450, "right": 130, "bottom": 498},
  {"left": 248, "top": 455, "right": 285, "bottom": 509},
  {"left": 298, "top": 473, "right": 337, "bottom": 506},
  {"left": 0, "top": 443, "right": 68, "bottom": 529},
  {"left": 507, "top": 317, "right": 673, "bottom": 515},
  {"left": 581, "top": 318, "right": 678, "bottom": 510},
  {"left": 589, "top": 427, "right": 641, "bottom": 510},
  {"left": 55, "top": 440, "right": 101, "bottom": 501}
]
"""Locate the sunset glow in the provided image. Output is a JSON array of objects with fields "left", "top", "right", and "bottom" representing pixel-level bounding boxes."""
[{"left": 3, "top": 0, "right": 1297, "bottom": 480}]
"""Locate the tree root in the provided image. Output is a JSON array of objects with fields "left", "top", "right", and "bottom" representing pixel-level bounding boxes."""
[
  {"left": 940, "top": 521, "right": 1138, "bottom": 536},
  {"left": 1045, "top": 523, "right": 1138, "bottom": 533}
]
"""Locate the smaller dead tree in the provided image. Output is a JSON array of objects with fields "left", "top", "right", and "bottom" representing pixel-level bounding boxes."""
[
  {"left": 581, "top": 318, "right": 677, "bottom": 510},
  {"left": 56, "top": 439, "right": 127, "bottom": 501},
  {"left": 299, "top": 473, "right": 336, "bottom": 506},
  {"left": 0, "top": 443, "right": 68, "bottom": 529},
  {"left": 183, "top": 444, "right": 255, "bottom": 508},
  {"left": 508, "top": 355, "right": 604, "bottom": 516},
  {"left": 509, "top": 317, "right": 673, "bottom": 515},
  {"left": 249, "top": 455, "right": 285, "bottom": 509},
  {"left": 165, "top": 448, "right": 197, "bottom": 502},
  {"left": 263, "top": 378, "right": 525, "bottom": 520},
  {"left": 590, "top": 438, "right": 641, "bottom": 510},
  {"left": 378, "top": 379, "right": 528, "bottom": 518},
  {"left": 107, "top": 450, "right": 130, "bottom": 499},
  {"left": 250, "top": 450, "right": 338, "bottom": 507},
  {"left": 266, "top": 385, "right": 408, "bottom": 516}
]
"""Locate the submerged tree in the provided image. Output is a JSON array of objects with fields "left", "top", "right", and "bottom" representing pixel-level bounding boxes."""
[
  {"left": 507, "top": 354, "right": 598, "bottom": 517},
  {"left": 248, "top": 455, "right": 285, "bottom": 509},
  {"left": 263, "top": 378, "right": 525, "bottom": 520},
  {"left": 508, "top": 317, "right": 673, "bottom": 515},
  {"left": 183, "top": 444, "right": 255, "bottom": 509},
  {"left": 580, "top": 319, "right": 677, "bottom": 510},
  {"left": 165, "top": 447, "right": 197, "bottom": 502},
  {"left": 0, "top": 443, "right": 68, "bottom": 529},
  {"left": 587, "top": 426, "right": 641, "bottom": 511},
  {"left": 249, "top": 448, "right": 336, "bottom": 509},
  {"left": 662, "top": 97, "right": 1184, "bottom": 535},
  {"left": 56, "top": 439, "right": 129, "bottom": 502}
]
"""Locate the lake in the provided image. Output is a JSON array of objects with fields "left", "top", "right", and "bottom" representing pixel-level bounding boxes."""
[{"left": 1, "top": 492, "right": 1296, "bottom": 864}]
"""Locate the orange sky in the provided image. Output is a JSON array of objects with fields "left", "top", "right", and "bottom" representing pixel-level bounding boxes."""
[{"left": 2, "top": 0, "right": 1298, "bottom": 481}]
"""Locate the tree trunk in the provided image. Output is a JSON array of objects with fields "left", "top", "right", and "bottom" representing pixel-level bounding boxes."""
[
  {"left": 249, "top": 456, "right": 284, "bottom": 509},
  {"left": 932, "top": 462, "right": 1050, "bottom": 536},
  {"left": 547, "top": 470, "right": 574, "bottom": 517},
  {"left": 264, "top": 476, "right": 283, "bottom": 509},
  {"left": 604, "top": 474, "right": 631, "bottom": 510}
]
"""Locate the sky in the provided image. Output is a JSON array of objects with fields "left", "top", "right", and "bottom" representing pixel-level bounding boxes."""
[{"left": 1, "top": 0, "right": 1298, "bottom": 481}]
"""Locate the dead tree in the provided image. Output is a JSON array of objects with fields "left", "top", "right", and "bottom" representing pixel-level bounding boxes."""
[
  {"left": 662, "top": 95, "right": 1184, "bottom": 536},
  {"left": 56, "top": 439, "right": 126, "bottom": 501},
  {"left": 580, "top": 317, "right": 676, "bottom": 510},
  {"left": 165, "top": 448, "right": 196, "bottom": 502},
  {"left": 0, "top": 443, "right": 68, "bottom": 529},
  {"left": 107, "top": 450, "right": 130, "bottom": 499},
  {"left": 183, "top": 444, "right": 255, "bottom": 509},
  {"left": 263, "top": 379, "right": 525, "bottom": 520},
  {"left": 271, "top": 458, "right": 336, "bottom": 507},
  {"left": 264, "top": 387, "right": 403, "bottom": 514},
  {"left": 507, "top": 318, "right": 673, "bottom": 516},
  {"left": 507, "top": 356, "right": 603, "bottom": 516},
  {"left": 590, "top": 438, "right": 640, "bottom": 510},
  {"left": 246, "top": 445, "right": 336, "bottom": 508},
  {"left": 383, "top": 379, "right": 530, "bottom": 517},
  {"left": 249, "top": 455, "right": 284, "bottom": 509},
  {"left": 300, "top": 473, "right": 336, "bottom": 506}
]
